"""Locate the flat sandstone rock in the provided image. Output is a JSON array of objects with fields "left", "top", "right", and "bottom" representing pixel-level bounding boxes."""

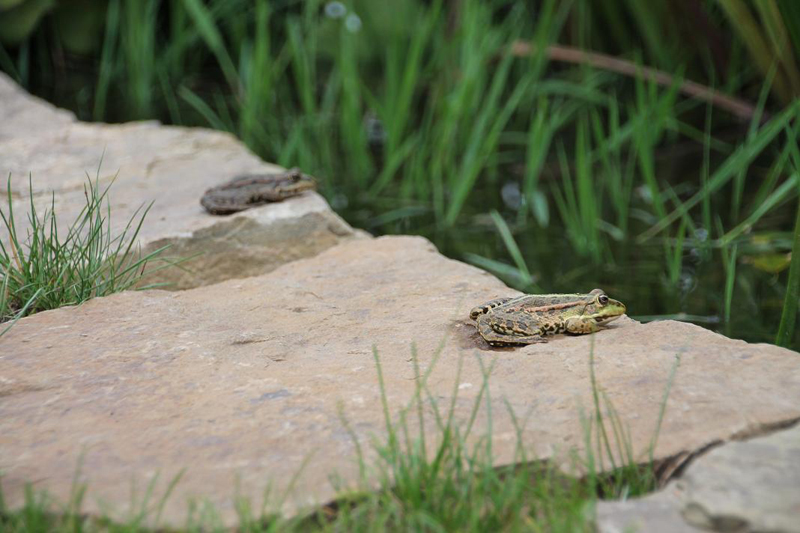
[
  {"left": 2, "top": 236, "right": 799, "bottom": 527},
  {"left": 0, "top": 72, "right": 358, "bottom": 289}
]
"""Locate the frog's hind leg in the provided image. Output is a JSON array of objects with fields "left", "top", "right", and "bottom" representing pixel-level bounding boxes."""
[
  {"left": 470, "top": 297, "right": 515, "bottom": 320},
  {"left": 476, "top": 316, "right": 534, "bottom": 346},
  {"left": 476, "top": 313, "right": 547, "bottom": 346}
]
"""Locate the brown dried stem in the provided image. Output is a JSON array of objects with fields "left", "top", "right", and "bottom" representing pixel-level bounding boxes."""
[{"left": 511, "top": 41, "right": 761, "bottom": 122}]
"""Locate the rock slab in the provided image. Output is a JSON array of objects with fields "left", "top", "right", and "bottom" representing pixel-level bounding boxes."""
[
  {"left": 595, "top": 491, "right": 704, "bottom": 533},
  {"left": 597, "top": 421, "right": 800, "bottom": 533},
  {"left": 2, "top": 236, "right": 800, "bottom": 527},
  {"left": 0, "top": 71, "right": 359, "bottom": 289}
]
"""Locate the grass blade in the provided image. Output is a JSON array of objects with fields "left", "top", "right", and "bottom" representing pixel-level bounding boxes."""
[
  {"left": 489, "top": 210, "right": 534, "bottom": 286},
  {"left": 178, "top": 0, "right": 240, "bottom": 93},
  {"left": 638, "top": 103, "right": 798, "bottom": 242}
]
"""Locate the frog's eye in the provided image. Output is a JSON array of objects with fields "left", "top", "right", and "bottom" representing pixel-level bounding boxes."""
[{"left": 598, "top": 295, "right": 609, "bottom": 305}]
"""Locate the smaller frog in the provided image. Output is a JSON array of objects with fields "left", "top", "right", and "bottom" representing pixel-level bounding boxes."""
[
  {"left": 470, "top": 289, "right": 626, "bottom": 347},
  {"left": 201, "top": 168, "right": 316, "bottom": 215}
]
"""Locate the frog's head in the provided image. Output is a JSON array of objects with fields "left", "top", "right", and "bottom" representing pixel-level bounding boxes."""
[
  {"left": 276, "top": 168, "right": 317, "bottom": 195},
  {"left": 583, "top": 288, "right": 626, "bottom": 326}
]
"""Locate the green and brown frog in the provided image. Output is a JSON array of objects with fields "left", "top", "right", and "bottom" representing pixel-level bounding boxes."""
[
  {"left": 201, "top": 168, "right": 316, "bottom": 215},
  {"left": 470, "top": 288, "right": 626, "bottom": 346}
]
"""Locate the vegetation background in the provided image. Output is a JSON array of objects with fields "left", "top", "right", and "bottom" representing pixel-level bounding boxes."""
[
  {"left": 1, "top": 1, "right": 798, "bottom": 529},
  {"left": 1, "top": 0, "right": 799, "bottom": 350}
]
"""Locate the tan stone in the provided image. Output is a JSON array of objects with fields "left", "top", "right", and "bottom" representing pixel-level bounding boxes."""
[
  {"left": 1, "top": 236, "right": 799, "bottom": 527},
  {"left": 595, "top": 491, "right": 703, "bottom": 533},
  {"left": 595, "top": 422, "right": 800, "bottom": 533},
  {"left": 0, "top": 73, "right": 75, "bottom": 138},
  {"left": 0, "top": 72, "right": 359, "bottom": 289},
  {"left": 679, "top": 422, "right": 800, "bottom": 532}
]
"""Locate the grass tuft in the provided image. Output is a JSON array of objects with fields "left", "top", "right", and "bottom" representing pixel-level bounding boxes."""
[{"left": 0, "top": 172, "right": 169, "bottom": 335}]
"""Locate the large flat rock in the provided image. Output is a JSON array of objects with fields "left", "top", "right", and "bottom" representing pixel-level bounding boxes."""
[
  {"left": 0, "top": 72, "right": 358, "bottom": 289},
  {"left": 2, "top": 236, "right": 800, "bottom": 527},
  {"left": 597, "top": 422, "right": 800, "bottom": 533}
]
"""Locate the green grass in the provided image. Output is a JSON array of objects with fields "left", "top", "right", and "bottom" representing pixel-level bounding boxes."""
[
  {"left": 0, "top": 172, "right": 169, "bottom": 336},
  {"left": 776, "top": 122, "right": 800, "bottom": 347},
  {"left": 0, "top": 342, "right": 678, "bottom": 531}
]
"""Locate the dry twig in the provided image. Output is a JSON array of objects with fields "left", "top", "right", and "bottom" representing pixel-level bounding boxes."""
[{"left": 511, "top": 41, "right": 761, "bottom": 122}]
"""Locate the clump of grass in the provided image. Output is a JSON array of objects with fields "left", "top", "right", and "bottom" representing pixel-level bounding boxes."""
[
  {"left": 310, "top": 348, "right": 591, "bottom": 531},
  {"left": 0, "top": 339, "right": 677, "bottom": 531},
  {"left": 309, "top": 345, "right": 667, "bottom": 531},
  {"left": 0, "top": 173, "right": 169, "bottom": 335},
  {"left": 580, "top": 338, "right": 680, "bottom": 501}
]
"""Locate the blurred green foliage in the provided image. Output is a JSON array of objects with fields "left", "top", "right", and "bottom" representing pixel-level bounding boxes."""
[{"left": 0, "top": 0, "right": 106, "bottom": 53}]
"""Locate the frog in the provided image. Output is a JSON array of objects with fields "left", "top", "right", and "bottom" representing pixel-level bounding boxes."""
[
  {"left": 469, "top": 288, "right": 626, "bottom": 347},
  {"left": 201, "top": 167, "right": 317, "bottom": 215}
]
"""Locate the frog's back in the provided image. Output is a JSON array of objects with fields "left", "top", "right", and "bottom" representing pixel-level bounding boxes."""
[
  {"left": 200, "top": 169, "right": 316, "bottom": 215},
  {"left": 507, "top": 293, "right": 591, "bottom": 312}
]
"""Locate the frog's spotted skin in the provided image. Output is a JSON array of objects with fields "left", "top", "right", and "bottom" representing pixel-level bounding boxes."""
[
  {"left": 201, "top": 168, "right": 316, "bottom": 215},
  {"left": 469, "top": 289, "right": 626, "bottom": 347}
]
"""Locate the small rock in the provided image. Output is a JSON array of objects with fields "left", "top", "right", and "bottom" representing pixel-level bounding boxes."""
[
  {"left": 595, "top": 491, "right": 703, "bottom": 533},
  {"left": 678, "top": 422, "right": 800, "bottom": 533},
  {"left": 595, "top": 422, "right": 800, "bottom": 533}
]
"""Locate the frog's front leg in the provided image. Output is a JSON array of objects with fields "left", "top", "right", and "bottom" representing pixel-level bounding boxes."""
[
  {"left": 564, "top": 315, "right": 601, "bottom": 335},
  {"left": 477, "top": 309, "right": 547, "bottom": 345}
]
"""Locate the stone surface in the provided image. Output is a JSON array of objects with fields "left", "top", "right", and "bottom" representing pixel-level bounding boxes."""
[
  {"left": 595, "top": 491, "right": 703, "bottom": 533},
  {"left": 679, "top": 421, "right": 800, "bottom": 532},
  {"left": 595, "top": 422, "right": 800, "bottom": 533},
  {"left": 2, "top": 236, "right": 800, "bottom": 527},
  {"left": 0, "top": 71, "right": 359, "bottom": 289},
  {"left": 0, "top": 73, "right": 76, "bottom": 136}
]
